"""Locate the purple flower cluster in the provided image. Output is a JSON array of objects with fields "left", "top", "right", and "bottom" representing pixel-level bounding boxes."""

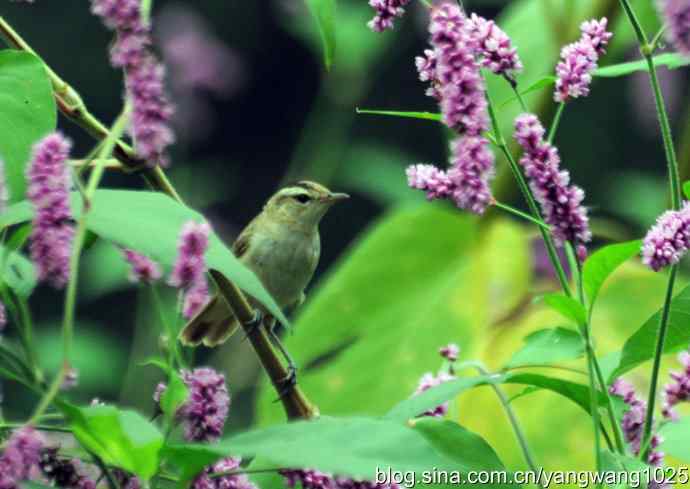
[
  {"left": 0, "top": 426, "right": 45, "bottom": 489},
  {"left": 408, "top": 5, "right": 502, "bottom": 215},
  {"left": 122, "top": 248, "right": 162, "bottom": 283},
  {"left": 513, "top": 113, "right": 591, "bottom": 248},
  {"left": 439, "top": 343, "right": 460, "bottom": 362},
  {"left": 466, "top": 13, "right": 523, "bottom": 80},
  {"left": 90, "top": 0, "right": 175, "bottom": 167},
  {"left": 554, "top": 18, "right": 612, "bottom": 102},
  {"left": 113, "top": 469, "right": 142, "bottom": 489},
  {"left": 156, "top": 367, "right": 230, "bottom": 442},
  {"left": 662, "top": 350, "right": 690, "bottom": 420},
  {"left": 413, "top": 371, "right": 456, "bottom": 418},
  {"left": 39, "top": 448, "right": 96, "bottom": 489},
  {"left": 169, "top": 221, "right": 211, "bottom": 319},
  {"left": 610, "top": 379, "right": 665, "bottom": 466},
  {"left": 281, "top": 469, "right": 398, "bottom": 489},
  {"left": 641, "top": 202, "right": 690, "bottom": 271},
  {"left": 26, "top": 133, "right": 74, "bottom": 289},
  {"left": 192, "top": 457, "right": 257, "bottom": 489},
  {"left": 367, "top": 0, "right": 411, "bottom": 32},
  {"left": 406, "top": 136, "right": 495, "bottom": 214},
  {"left": 658, "top": 0, "right": 690, "bottom": 56}
]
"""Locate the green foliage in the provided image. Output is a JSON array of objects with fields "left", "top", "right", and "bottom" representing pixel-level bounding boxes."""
[
  {"left": 660, "top": 417, "right": 690, "bottom": 463},
  {"left": 0, "top": 50, "right": 56, "bottom": 204},
  {"left": 539, "top": 294, "right": 587, "bottom": 326},
  {"left": 61, "top": 403, "right": 163, "bottom": 479},
  {"left": 583, "top": 240, "right": 642, "bottom": 309},
  {"left": 506, "top": 327, "right": 584, "bottom": 368},
  {"left": 305, "top": 0, "right": 337, "bottom": 69},
  {"left": 498, "top": 76, "right": 556, "bottom": 109},
  {"left": 161, "top": 370, "right": 189, "bottom": 428},
  {"left": 683, "top": 180, "right": 690, "bottom": 200},
  {"left": 0, "top": 243, "right": 36, "bottom": 298},
  {"left": 594, "top": 53, "right": 690, "bottom": 78},
  {"left": 385, "top": 375, "right": 506, "bottom": 422},
  {"left": 0, "top": 190, "right": 288, "bottom": 324},
  {"left": 611, "top": 283, "right": 690, "bottom": 380},
  {"left": 599, "top": 450, "right": 649, "bottom": 483},
  {"left": 355, "top": 109, "right": 443, "bottom": 122}
]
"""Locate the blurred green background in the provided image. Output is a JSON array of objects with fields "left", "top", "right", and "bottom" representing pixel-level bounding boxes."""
[{"left": 2, "top": 0, "right": 690, "bottom": 479}]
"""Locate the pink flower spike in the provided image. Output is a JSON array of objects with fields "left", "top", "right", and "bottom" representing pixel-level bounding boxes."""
[
  {"left": 642, "top": 202, "right": 690, "bottom": 271},
  {"left": 657, "top": 0, "right": 690, "bottom": 56},
  {"left": 169, "top": 221, "right": 211, "bottom": 290},
  {"left": 467, "top": 13, "right": 523, "bottom": 79},
  {"left": 122, "top": 249, "right": 162, "bottom": 284},
  {"left": 367, "top": 0, "right": 411, "bottom": 32}
]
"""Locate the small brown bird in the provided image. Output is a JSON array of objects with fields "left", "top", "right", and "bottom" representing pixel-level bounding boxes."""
[{"left": 179, "top": 181, "right": 349, "bottom": 360}]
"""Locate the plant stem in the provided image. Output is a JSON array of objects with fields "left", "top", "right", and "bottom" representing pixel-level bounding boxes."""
[
  {"left": 485, "top": 87, "right": 572, "bottom": 297},
  {"left": 0, "top": 422, "right": 71, "bottom": 433},
  {"left": 493, "top": 201, "right": 551, "bottom": 229},
  {"left": 510, "top": 83, "right": 529, "bottom": 112},
  {"left": 151, "top": 285, "right": 180, "bottom": 369},
  {"left": 618, "top": 0, "right": 682, "bottom": 460},
  {"left": 548, "top": 102, "right": 565, "bottom": 143},
  {"left": 470, "top": 363, "right": 540, "bottom": 474},
  {"left": 0, "top": 16, "right": 319, "bottom": 421}
]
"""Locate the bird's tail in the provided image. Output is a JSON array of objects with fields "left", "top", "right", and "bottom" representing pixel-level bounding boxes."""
[{"left": 179, "top": 294, "right": 239, "bottom": 347}]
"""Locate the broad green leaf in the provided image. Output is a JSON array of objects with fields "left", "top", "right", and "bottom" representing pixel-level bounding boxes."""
[
  {"left": 385, "top": 374, "right": 506, "bottom": 422},
  {"left": 503, "top": 373, "right": 606, "bottom": 415},
  {"left": 60, "top": 403, "right": 163, "bottom": 479},
  {"left": 167, "top": 416, "right": 508, "bottom": 487},
  {"left": 583, "top": 240, "right": 642, "bottom": 308},
  {"left": 498, "top": 76, "right": 556, "bottom": 108},
  {"left": 684, "top": 180, "right": 690, "bottom": 200},
  {"left": 355, "top": 108, "right": 443, "bottom": 122},
  {"left": 660, "top": 417, "right": 690, "bottom": 463},
  {"left": 539, "top": 293, "right": 586, "bottom": 325},
  {"left": 506, "top": 327, "right": 584, "bottom": 368},
  {"left": 0, "top": 50, "right": 57, "bottom": 203},
  {"left": 0, "top": 190, "right": 288, "bottom": 324},
  {"left": 411, "top": 418, "right": 507, "bottom": 473},
  {"left": 0, "top": 244, "right": 36, "bottom": 297},
  {"left": 594, "top": 53, "right": 690, "bottom": 78},
  {"left": 305, "top": 0, "right": 336, "bottom": 69},
  {"left": 611, "top": 283, "right": 690, "bottom": 380}
]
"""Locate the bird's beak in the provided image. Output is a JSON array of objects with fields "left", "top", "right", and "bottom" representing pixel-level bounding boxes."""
[{"left": 324, "top": 192, "right": 350, "bottom": 203}]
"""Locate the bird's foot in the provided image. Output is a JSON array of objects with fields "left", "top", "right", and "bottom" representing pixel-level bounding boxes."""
[
  {"left": 273, "top": 365, "right": 298, "bottom": 402},
  {"left": 241, "top": 311, "right": 264, "bottom": 341}
]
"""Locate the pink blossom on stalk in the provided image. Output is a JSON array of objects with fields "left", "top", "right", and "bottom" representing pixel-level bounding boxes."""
[
  {"left": 662, "top": 350, "right": 690, "bottom": 420},
  {"left": 192, "top": 457, "right": 257, "bottom": 489},
  {"left": 657, "top": 0, "right": 690, "bottom": 56},
  {"left": 412, "top": 371, "right": 456, "bottom": 417},
  {"left": 122, "top": 249, "right": 162, "bottom": 283},
  {"left": 26, "top": 133, "right": 74, "bottom": 289},
  {"left": 466, "top": 13, "right": 523, "bottom": 80},
  {"left": 641, "top": 201, "right": 690, "bottom": 271},
  {"left": 513, "top": 113, "right": 591, "bottom": 248},
  {"left": 439, "top": 343, "right": 460, "bottom": 362},
  {"left": 367, "top": 0, "right": 411, "bottom": 32},
  {"left": 406, "top": 164, "right": 453, "bottom": 200},
  {"left": 169, "top": 221, "right": 211, "bottom": 318},
  {"left": 415, "top": 49, "right": 440, "bottom": 99},
  {"left": 554, "top": 18, "right": 612, "bottom": 102},
  {"left": 0, "top": 426, "right": 45, "bottom": 488},
  {"left": 610, "top": 379, "right": 665, "bottom": 466}
]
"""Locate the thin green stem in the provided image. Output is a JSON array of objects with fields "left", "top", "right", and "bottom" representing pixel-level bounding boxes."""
[
  {"left": 485, "top": 85, "right": 572, "bottom": 297},
  {"left": 0, "top": 422, "right": 71, "bottom": 433},
  {"left": 591, "top": 352, "right": 627, "bottom": 454},
  {"left": 151, "top": 285, "right": 180, "bottom": 369},
  {"left": 548, "top": 102, "right": 566, "bottom": 143},
  {"left": 504, "top": 364, "right": 588, "bottom": 376},
  {"left": 618, "top": 0, "right": 682, "bottom": 461},
  {"left": 493, "top": 201, "right": 551, "bottom": 230},
  {"left": 17, "top": 296, "right": 41, "bottom": 382},
  {"left": 510, "top": 83, "right": 529, "bottom": 112}
]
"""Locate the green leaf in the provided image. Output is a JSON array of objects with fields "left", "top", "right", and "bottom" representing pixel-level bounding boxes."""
[
  {"left": 385, "top": 374, "right": 506, "bottom": 422},
  {"left": 503, "top": 372, "right": 605, "bottom": 415},
  {"left": 411, "top": 418, "right": 507, "bottom": 473},
  {"left": 167, "top": 416, "right": 508, "bottom": 487},
  {"left": 305, "top": 0, "right": 337, "bottom": 69},
  {"left": 583, "top": 240, "right": 642, "bottom": 308},
  {"left": 611, "top": 283, "right": 690, "bottom": 380},
  {"left": 355, "top": 108, "right": 443, "bottom": 122},
  {"left": 498, "top": 75, "right": 556, "bottom": 108},
  {"left": 659, "top": 417, "right": 690, "bottom": 463},
  {"left": 0, "top": 50, "right": 57, "bottom": 203},
  {"left": 594, "top": 52, "right": 690, "bottom": 77},
  {"left": 0, "top": 244, "right": 36, "bottom": 297},
  {"left": 599, "top": 450, "right": 650, "bottom": 486},
  {"left": 506, "top": 327, "right": 584, "bottom": 368},
  {"left": 684, "top": 180, "right": 690, "bottom": 200},
  {"left": 539, "top": 293, "right": 587, "bottom": 325},
  {"left": 60, "top": 403, "right": 163, "bottom": 479},
  {"left": 0, "top": 190, "right": 288, "bottom": 325},
  {"left": 161, "top": 370, "right": 189, "bottom": 427}
]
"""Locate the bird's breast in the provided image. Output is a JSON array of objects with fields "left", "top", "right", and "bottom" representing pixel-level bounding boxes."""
[{"left": 243, "top": 224, "right": 320, "bottom": 308}]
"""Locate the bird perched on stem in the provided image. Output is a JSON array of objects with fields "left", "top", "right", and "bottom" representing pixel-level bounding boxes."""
[{"left": 179, "top": 181, "right": 349, "bottom": 384}]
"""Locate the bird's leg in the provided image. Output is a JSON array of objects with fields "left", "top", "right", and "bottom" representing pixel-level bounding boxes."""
[
  {"left": 241, "top": 310, "right": 264, "bottom": 341},
  {"left": 267, "top": 322, "right": 298, "bottom": 398}
]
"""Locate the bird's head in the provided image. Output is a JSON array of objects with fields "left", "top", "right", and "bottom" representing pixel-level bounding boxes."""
[{"left": 265, "top": 181, "right": 349, "bottom": 229}]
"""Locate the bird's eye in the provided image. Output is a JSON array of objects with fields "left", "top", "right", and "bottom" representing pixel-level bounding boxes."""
[{"left": 293, "top": 194, "right": 311, "bottom": 204}]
